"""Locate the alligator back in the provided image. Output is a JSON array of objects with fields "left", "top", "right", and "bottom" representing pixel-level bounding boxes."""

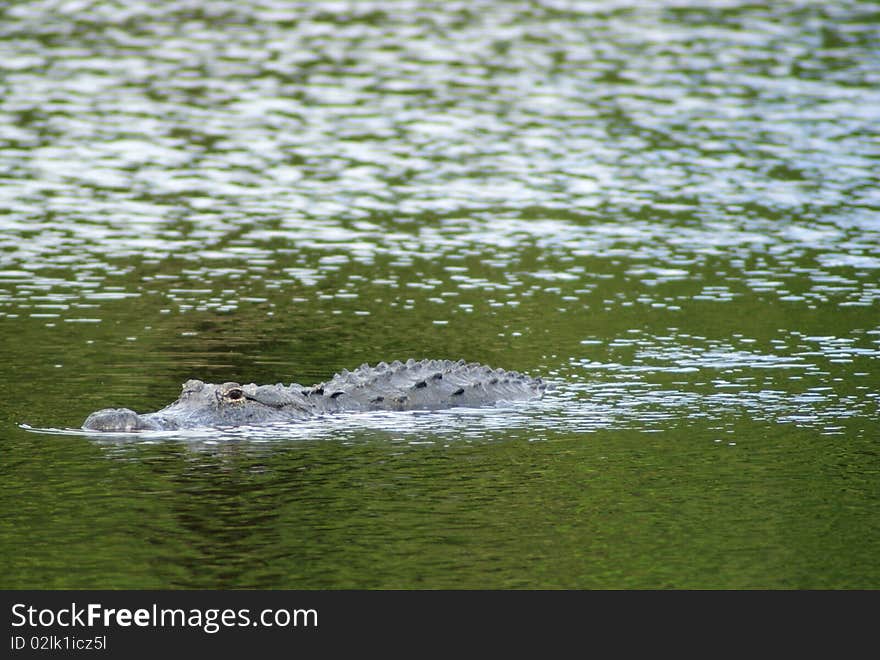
[{"left": 304, "top": 359, "right": 546, "bottom": 413}]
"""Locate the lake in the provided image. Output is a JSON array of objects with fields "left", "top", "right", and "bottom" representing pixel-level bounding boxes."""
[{"left": 1, "top": 0, "right": 878, "bottom": 588}]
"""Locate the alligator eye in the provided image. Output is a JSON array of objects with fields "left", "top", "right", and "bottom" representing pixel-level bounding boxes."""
[{"left": 226, "top": 388, "right": 244, "bottom": 401}]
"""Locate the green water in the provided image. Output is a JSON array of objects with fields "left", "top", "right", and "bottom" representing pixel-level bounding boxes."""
[{"left": 1, "top": 1, "right": 878, "bottom": 589}]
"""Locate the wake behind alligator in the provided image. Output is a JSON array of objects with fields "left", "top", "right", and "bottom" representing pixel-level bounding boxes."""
[{"left": 83, "top": 359, "right": 547, "bottom": 432}]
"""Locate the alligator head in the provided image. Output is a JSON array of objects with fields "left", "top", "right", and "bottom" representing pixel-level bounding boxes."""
[{"left": 82, "top": 379, "right": 309, "bottom": 432}]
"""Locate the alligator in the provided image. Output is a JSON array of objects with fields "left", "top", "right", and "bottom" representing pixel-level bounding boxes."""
[{"left": 82, "top": 359, "right": 547, "bottom": 431}]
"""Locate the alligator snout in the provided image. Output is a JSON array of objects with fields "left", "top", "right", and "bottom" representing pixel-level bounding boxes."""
[{"left": 82, "top": 408, "right": 158, "bottom": 432}]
